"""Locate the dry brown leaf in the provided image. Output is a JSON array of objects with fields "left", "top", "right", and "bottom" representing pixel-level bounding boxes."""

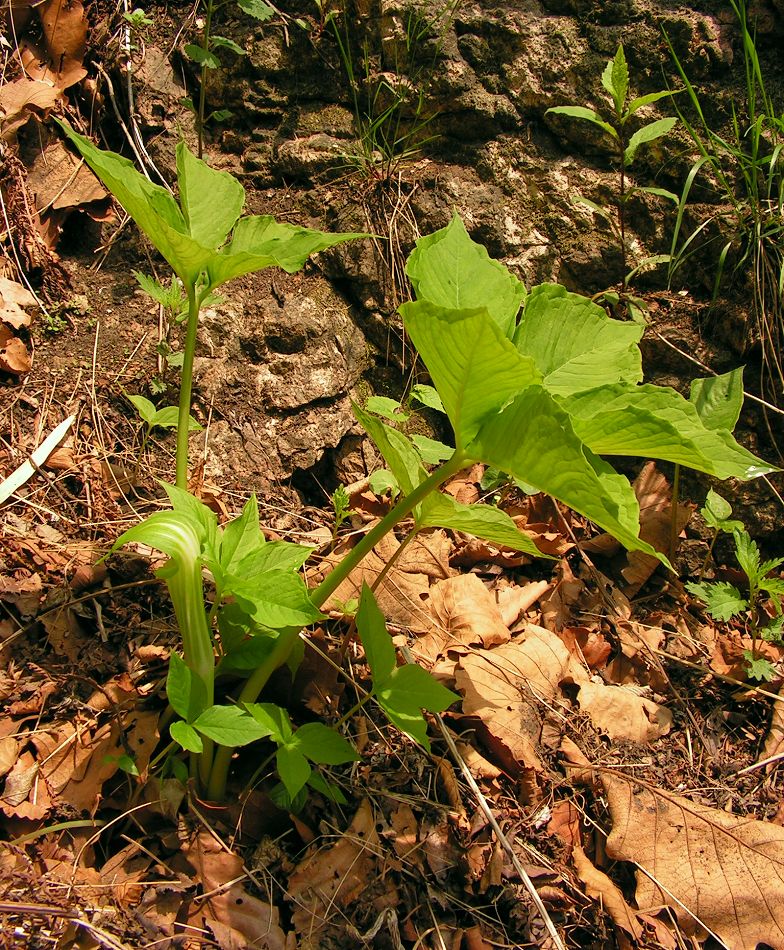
[
  {"left": 0, "top": 77, "right": 63, "bottom": 140},
  {"left": 496, "top": 580, "right": 552, "bottom": 627},
  {"left": 26, "top": 138, "right": 109, "bottom": 213},
  {"left": 0, "top": 324, "right": 31, "bottom": 374},
  {"left": 547, "top": 800, "right": 582, "bottom": 847},
  {"left": 455, "top": 625, "right": 573, "bottom": 775},
  {"left": 288, "top": 798, "right": 393, "bottom": 939},
  {"left": 604, "top": 773, "right": 784, "bottom": 949},
  {"left": 573, "top": 843, "right": 643, "bottom": 940},
  {"left": 182, "top": 831, "right": 290, "bottom": 950},
  {"left": 19, "top": 0, "right": 88, "bottom": 90},
  {"left": 760, "top": 681, "right": 784, "bottom": 764},
  {"left": 419, "top": 573, "right": 510, "bottom": 662},
  {"left": 575, "top": 681, "right": 672, "bottom": 743},
  {"left": 321, "top": 532, "right": 432, "bottom": 631},
  {"left": 0, "top": 737, "right": 19, "bottom": 779},
  {"left": 0, "top": 277, "right": 36, "bottom": 329}
]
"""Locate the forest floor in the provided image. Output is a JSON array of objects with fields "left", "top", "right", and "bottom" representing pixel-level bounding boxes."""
[{"left": 2, "top": 2, "right": 784, "bottom": 949}]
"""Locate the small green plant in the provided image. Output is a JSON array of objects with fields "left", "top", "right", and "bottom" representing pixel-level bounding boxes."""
[
  {"left": 698, "top": 489, "right": 744, "bottom": 579},
  {"left": 687, "top": 527, "right": 784, "bottom": 681},
  {"left": 123, "top": 8, "right": 154, "bottom": 29},
  {"left": 127, "top": 393, "right": 202, "bottom": 482},
  {"left": 184, "top": 0, "right": 275, "bottom": 157},
  {"left": 666, "top": 0, "right": 784, "bottom": 412},
  {"left": 329, "top": 0, "right": 457, "bottom": 179},
  {"left": 330, "top": 485, "right": 354, "bottom": 541},
  {"left": 547, "top": 44, "right": 678, "bottom": 298},
  {"left": 52, "top": 121, "right": 776, "bottom": 805}
]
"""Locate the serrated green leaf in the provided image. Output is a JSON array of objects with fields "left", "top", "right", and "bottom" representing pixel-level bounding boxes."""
[
  {"left": 128, "top": 393, "right": 157, "bottom": 426},
  {"left": 562, "top": 383, "right": 776, "bottom": 480},
  {"left": 276, "top": 745, "right": 311, "bottom": 800},
  {"left": 689, "top": 368, "right": 744, "bottom": 432},
  {"left": 686, "top": 581, "right": 747, "bottom": 621},
  {"left": 194, "top": 705, "right": 272, "bottom": 746},
  {"left": 134, "top": 271, "right": 181, "bottom": 308},
  {"left": 293, "top": 723, "right": 358, "bottom": 765},
  {"left": 743, "top": 651, "right": 777, "bottom": 682},
  {"left": 401, "top": 301, "right": 540, "bottom": 450},
  {"left": 546, "top": 105, "right": 617, "bottom": 139},
  {"left": 170, "top": 720, "right": 203, "bottom": 753},
  {"left": 603, "top": 45, "right": 628, "bottom": 115},
  {"left": 733, "top": 528, "right": 760, "bottom": 581},
  {"left": 624, "top": 117, "right": 677, "bottom": 165},
  {"left": 410, "top": 384, "right": 444, "bottom": 413},
  {"left": 514, "top": 285, "right": 643, "bottom": 395},
  {"left": 406, "top": 215, "right": 526, "bottom": 337}
]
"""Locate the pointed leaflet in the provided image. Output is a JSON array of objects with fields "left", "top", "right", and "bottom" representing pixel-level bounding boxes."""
[
  {"left": 356, "top": 585, "right": 459, "bottom": 751},
  {"left": 405, "top": 215, "right": 526, "bottom": 337},
  {"left": 624, "top": 117, "right": 678, "bottom": 165},
  {"left": 193, "top": 705, "right": 273, "bottom": 746},
  {"left": 546, "top": 105, "right": 616, "bottom": 138},
  {"left": 175, "top": 141, "right": 244, "bottom": 251},
  {"left": 689, "top": 368, "right": 744, "bottom": 431},
  {"left": 468, "top": 386, "right": 663, "bottom": 560},
  {"left": 207, "top": 215, "right": 363, "bottom": 287},
  {"left": 562, "top": 384, "right": 776, "bottom": 479},
  {"left": 354, "top": 404, "right": 543, "bottom": 557},
  {"left": 602, "top": 45, "right": 629, "bottom": 116},
  {"left": 513, "top": 285, "right": 642, "bottom": 396},
  {"left": 401, "top": 301, "right": 541, "bottom": 450},
  {"left": 56, "top": 120, "right": 213, "bottom": 286}
]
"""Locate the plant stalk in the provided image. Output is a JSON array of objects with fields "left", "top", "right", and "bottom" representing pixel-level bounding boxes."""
[
  {"left": 669, "top": 462, "right": 681, "bottom": 562},
  {"left": 175, "top": 283, "right": 202, "bottom": 490},
  {"left": 206, "top": 451, "right": 467, "bottom": 800}
]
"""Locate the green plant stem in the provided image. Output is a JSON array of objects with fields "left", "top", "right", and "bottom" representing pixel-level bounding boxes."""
[
  {"left": 698, "top": 529, "right": 719, "bottom": 582},
  {"left": 669, "top": 462, "right": 681, "bottom": 561},
  {"left": 176, "top": 283, "right": 201, "bottom": 490},
  {"left": 196, "top": 0, "right": 215, "bottom": 159},
  {"left": 206, "top": 451, "right": 467, "bottom": 800}
]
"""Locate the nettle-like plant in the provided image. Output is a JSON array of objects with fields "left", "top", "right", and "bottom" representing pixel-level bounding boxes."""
[
  {"left": 54, "top": 117, "right": 776, "bottom": 802},
  {"left": 547, "top": 44, "right": 678, "bottom": 305}
]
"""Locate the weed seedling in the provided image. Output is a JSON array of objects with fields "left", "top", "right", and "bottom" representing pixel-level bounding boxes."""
[
  {"left": 127, "top": 393, "right": 201, "bottom": 482},
  {"left": 547, "top": 44, "right": 678, "bottom": 298},
  {"left": 688, "top": 527, "right": 784, "bottom": 680}
]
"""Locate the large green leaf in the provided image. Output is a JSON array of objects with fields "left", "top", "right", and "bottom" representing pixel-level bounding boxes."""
[
  {"left": 208, "top": 215, "right": 362, "bottom": 287},
  {"left": 401, "top": 301, "right": 541, "bottom": 450},
  {"left": 602, "top": 45, "right": 628, "bottom": 116},
  {"left": 56, "top": 120, "right": 213, "bottom": 286},
  {"left": 562, "top": 384, "right": 777, "bottom": 479},
  {"left": 624, "top": 117, "right": 678, "bottom": 165},
  {"left": 689, "top": 368, "right": 744, "bottom": 431},
  {"left": 418, "top": 492, "right": 544, "bottom": 557},
  {"left": 546, "top": 105, "right": 617, "bottom": 139},
  {"left": 353, "top": 403, "right": 426, "bottom": 497},
  {"left": 405, "top": 215, "right": 526, "bottom": 337},
  {"left": 229, "top": 570, "right": 323, "bottom": 629},
  {"left": 468, "top": 386, "right": 662, "bottom": 560},
  {"left": 513, "top": 285, "right": 643, "bottom": 395},
  {"left": 176, "top": 141, "right": 244, "bottom": 251}
]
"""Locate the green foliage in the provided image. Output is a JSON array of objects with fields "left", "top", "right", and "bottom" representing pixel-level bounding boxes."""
[
  {"left": 183, "top": 0, "right": 274, "bottom": 155},
  {"left": 666, "top": 1, "right": 784, "bottom": 408},
  {"left": 687, "top": 526, "right": 784, "bottom": 681},
  {"left": 546, "top": 44, "right": 678, "bottom": 293},
  {"left": 331, "top": 485, "right": 354, "bottom": 539},
  {"left": 355, "top": 585, "right": 458, "bottom": 751}
]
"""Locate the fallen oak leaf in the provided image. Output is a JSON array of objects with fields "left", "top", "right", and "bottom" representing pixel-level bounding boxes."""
[{"left": 572, "top": 842, "right": 643, "bottom": 941}]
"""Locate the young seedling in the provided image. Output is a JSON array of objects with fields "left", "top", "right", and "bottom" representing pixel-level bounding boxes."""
[
  {"left": 184, "top": 0, "right": 275, "bottom": 157},
  {"left": 698, "top": 489, "right": 744, "bottom": 580},
  {"left": 127, "top": 393, "right": 202, "bottom": 481},
  {"left": 687, "top": 527, "right": 784, "bottom": 681},
  {"left": 330, "top": 485, "right": 354, "bottom": 542},
  {"left": 547, "top": 44, "right": 678, "bottom": 297}
]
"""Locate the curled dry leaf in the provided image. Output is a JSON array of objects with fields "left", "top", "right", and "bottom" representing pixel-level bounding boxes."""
[
  {"left": 454, "top": 625, "right": 574, "bottom": 775},
  {"left": 0, "top": 324, "right": 31, "bottom": 374},
  {"left": 19, "top": 0, "right": 88, "bottom": 91},
  {"left": 603, "top": 772, "right": 784, "bottom": 950},
  {"left": 575, "top": 681, "right": 672, "bottom": 743},
  {"left": 572, "top": 843, "right": 643, "bottom": 941},
  {"left": 0, "top": 277, "right": 36, "bottom": 329},
  {"left": 0, "top": 77, "right": 63, "bottom": 142},
  {"left": 418, "top": 573, "right": 510, "bottom": 663}
]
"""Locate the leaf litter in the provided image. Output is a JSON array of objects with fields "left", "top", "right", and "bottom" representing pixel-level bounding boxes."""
[{"left": 1, "top": 14, "right": 784, "bottom": 948}]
